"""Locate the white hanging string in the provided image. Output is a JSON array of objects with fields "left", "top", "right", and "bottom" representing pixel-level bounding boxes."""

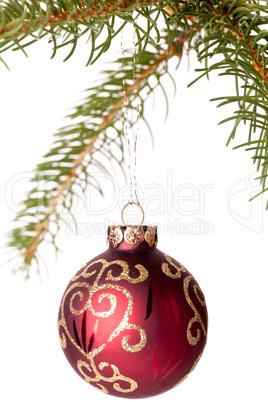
[
  {"left": 121, "top": 21, "right": 140, "bottom": 206},
  {"left": 132, "top": 21, "right": 140, "bottom": 206}
]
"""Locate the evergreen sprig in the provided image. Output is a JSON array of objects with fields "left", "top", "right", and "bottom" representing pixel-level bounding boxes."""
[
  {"left": 7, "top": 42, "right": 181, "bottom": 277},
  {"left": 177, "top": 1, "right": 268, "bottom": 206},
  {"left": 2, "top": 1, "right": 268, "bottom": 276},
  {"left": 0, "top": 0, "right": 181, "bottom": 67}
]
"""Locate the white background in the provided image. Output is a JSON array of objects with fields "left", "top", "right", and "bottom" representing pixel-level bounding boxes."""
[{"left": 0, "top": 20, "right": 267, "bottom": 402}]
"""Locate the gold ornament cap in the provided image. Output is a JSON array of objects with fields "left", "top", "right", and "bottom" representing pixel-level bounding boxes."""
[{"left": 107, "top": 225, "right": 158, "bottom": 249}]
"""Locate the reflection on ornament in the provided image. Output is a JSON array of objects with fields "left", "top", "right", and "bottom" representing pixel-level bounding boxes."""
[{"left": 58, "top": 225, "right": 208, "bottom": 398}]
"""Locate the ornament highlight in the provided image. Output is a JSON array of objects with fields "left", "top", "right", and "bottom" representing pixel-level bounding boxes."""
[{"left": 58, "top": 225, "right": 208, "bottom": 398}]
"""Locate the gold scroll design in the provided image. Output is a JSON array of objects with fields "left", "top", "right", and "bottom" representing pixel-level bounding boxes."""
[
  {"left": 183, "top": 275, "right": 207, "bottom": 346},
  {"left": 58, "top": 258, "right": 149, "bottom": 394},
  {"left": 161, "top": 254, "right": 187, "bottom": 279}
]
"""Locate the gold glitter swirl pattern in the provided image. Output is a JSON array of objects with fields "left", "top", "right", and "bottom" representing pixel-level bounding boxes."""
[
  {"left": 72, "top": 263, "right": 98, "bottom": 281},
  {"left": 124, "top": 226, "right": 144, "bottom": 247},
  {"left": 58, "top": 258, "right": 149, "bottom": 394},
  {"left": 106, "top": 263, "right": 149, "bottom": 283},
  {"left": 77, "top": 359, "right": 138, "bottom": 394},
  {"left": 58, "top": 326, "right": 67, "bottom": 349},
  {"left": 194, "top": 284, "right": 206, "bottom": 307},
  {"left": 58, "top": 283, "right": 107, "bottom": 358},
  {"left": 97, "top": 293, "right": 117, "bottom": 317},
  {"left": 84, "top": 284, "right": 120, "bottom": 320},
  {"left": 161, "top": 254, "right": 187, "bottom": 279},
  {"left": 121, "top": 324, "right": 147, "bottom": 353},
  {"left": 72, "top": 258, "right": 148, "bottom": 283},
  {"left": 183, "top": 276, "right": 207, "bottom": 346}
]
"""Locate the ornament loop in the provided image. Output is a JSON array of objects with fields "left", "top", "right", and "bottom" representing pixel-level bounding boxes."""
[{"left": 121, "top": 202, "right": 144, "bottom": 226}]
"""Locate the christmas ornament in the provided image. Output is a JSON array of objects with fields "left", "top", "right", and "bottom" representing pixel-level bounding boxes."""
[
  {"left": 58, "top": 26, "right": 207, "bottom": 399},
  {"left": 58, "top": 204, "right": 208, "bottom": 398}
]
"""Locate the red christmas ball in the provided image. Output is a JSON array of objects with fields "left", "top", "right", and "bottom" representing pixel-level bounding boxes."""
[{"left": 58, "top": 225, "right": 208, "bottom": 398}]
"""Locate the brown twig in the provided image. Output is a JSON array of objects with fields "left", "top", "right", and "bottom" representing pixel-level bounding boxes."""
[{"left": 247, "top": 39, "right": 268, "bottom": 86}]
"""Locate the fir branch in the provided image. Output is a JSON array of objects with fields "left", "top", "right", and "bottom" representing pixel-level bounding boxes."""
[
  {"left": 0, "top": 0, "right": 181, "bottom": 65},
  {"left": 177, "top": 1, "right": 268, "bottom": 207},
  {"left": 6, "top": 0, "right": 268, "bottom": 279},
  {"left": 8, "top": 40, "right": 182, "bottom": 277}
]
